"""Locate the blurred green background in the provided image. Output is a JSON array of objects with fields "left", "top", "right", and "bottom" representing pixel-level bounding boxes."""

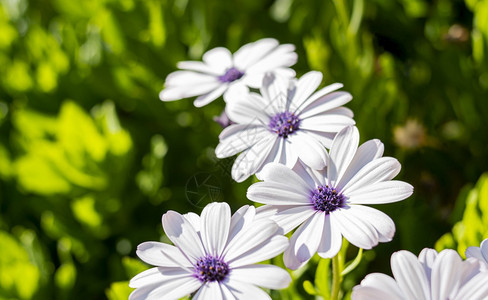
[{"left": 1, "top": 0, "right": 488, "bottom": 299}]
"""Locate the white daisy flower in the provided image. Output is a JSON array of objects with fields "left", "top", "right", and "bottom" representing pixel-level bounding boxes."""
[
  {"left": 216, "top": 71, "right": 355, "bottom": 182},
  {"left": 159, "top": 38, "right": 297, "bottom": 107},
  {"left": 466, "top": 238, "right": 488, "bottom": 266},
  {"left": 247, "top": 126, "right": 413, "bottom": 269},
  {"left": 351, "top": 248, "right": 488, "bottom": 300},
  {"left": 129, "top": 202, "right": 291, "bottom": 300}
]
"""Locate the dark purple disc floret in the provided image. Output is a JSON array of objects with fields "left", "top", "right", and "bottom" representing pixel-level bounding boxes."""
[
  {"left": 218, "top": 67, "right": 244, "bottom": 83},
  {"left": 311, "top": 185, "right": 345, "bottom": 214},
  {"left": 269, "top": 111, "right": 300, "bottom": 138},
  {"left": 194, "top": 255, "right": 230, "bottom": 283}
]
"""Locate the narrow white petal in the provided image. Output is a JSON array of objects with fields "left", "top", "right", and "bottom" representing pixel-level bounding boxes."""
[
  {"left": 162, "top": 211, "right": 206, "bottom": 262},
  {"left": 336, "top": 139, "right": 384, "bottom": 190},
  {"left": 225, "top": 92, "right": 272, "bottom": 125},
  {"left": 177, "top": 60, "right": 221, "bottom": 75},
  {"left": 129, "top": 275, "right": 201, "bottom": 300},
  {"left": 466, "top": 247, "right": 485, "bottom": 261},
  {"left": 418, "top": 248, "right": 438, "bottom": 282},
  {"left": 303, "top": 131, "right": 336, "bottom": 149},
  {"left": 202, "top": 47, "right": 232, "bottom": 73},
  {"left": 193, "top": 84, "right": 228, "bottom": 107},
  {"left": 346, "top": 181, "right": 413, "bottom": 204},
  {"left": 245, "top": 44, "right": 298, "bottom": 75},
  {"left": 201, "top": 202, "right": 231, "bottom": 256},
  {"left": 247, "top": 182, "right": 312, "bottom": 205},
  {"left": 223, "top": 219, "right": 279, "bottom": 262},
  {"left": 352, "top": 273, "right": 403, "bottom": 300},
  {"left": 390, "top": 250, "right": 430, "bottom": 300},
  {"left": 255, "top": 204, "right": 315, "bottom": 234},
  {"left": 229, "top": 235, "right": 289, "bottom": 267},
  {"left": 293, "top": 83, "right": 343, "bottom": 114},
  {"left": 260, "top": 73, "right": 291, "bottom": 112},
  {"left": 164, "top": 70, "right": 218, "bottom": 86},
  {"left": 233, "top": 38, "right": 279, "bottom": 70},
  {"left": 254, "top": 162, "right": 312, "bottom": 194},
  {"left": 229, "top": 265, "right": 291, "bottom": 289},
  {"left": 454, "top": 272, "right": 488, "bottom": 300},
  {"left": 317, "top": 214, "right": 343, "bottom": 258},
  {"left": 183, "top": 212, "right": 201, "bottom": 232},
  {"left": 341, "top": 157, "right": 402, "bottom": 195},
  {"left": 284, "top": 212, "right": 324, "bottom": 270},
  {"left": 289, "top": 71, "right": 323, "bottom": 111},
  {"left": 297, "top": 91, "right": 353, "bottom": 118},
  {"left": 231, "top": 135, "right": 278, "bottom": 182},
  {"left": 136, "top": 242, "right": 192, "bottom": 267},
  {"left": 431, "top": 249, "right": 463, "bottom": 300},
  {"left": 160, "top": 81, "right": 221, "bottom": 101},
  {"left": 193, "top": 281, "right": 224, "bottom": 300},
  {"left": 291, "top": 159, "right": 324, "bottom": 189},
  {"left": 299, "top": 114, "right": 355, "bottom": 132},
  {"left": 129, "top": 267, "right": 192, "bottom": 288},
  {"left": 227, "top": 205, "right": 256, "bottom": 245},
  {"left": 216, "top": 125, "right": 269, "bottom": 158},
  {"left": 331, "top": 208, "right": 379, "bottom": 249},
  {"left": 223, "top": 280, "right": 271, "bottom": 299},
  {"left": 289, "top": 131, "right": 328, "bottom": 170},
  {"left": 481, "top": 239, "right": 488, "bottom": 262},
  {"left": 328, "top": 126, "right": 359, "bottom": 186},
  {"left": 347, "top": 205, "right": 395, "bottom": 243}
]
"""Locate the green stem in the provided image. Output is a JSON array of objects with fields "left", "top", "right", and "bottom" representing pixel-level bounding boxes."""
[{"left": 331, "top": 254, "right": 342, "bottom": 300}]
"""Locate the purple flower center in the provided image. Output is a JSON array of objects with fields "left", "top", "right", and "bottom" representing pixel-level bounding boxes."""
[
  {"left": 311, "top": 185, "right": 345, "bottom": 214},
  {"left": 218, "top": 67, "right": 244, "bottom": 83},
  {"left": 269, "top": 111, "right": 300, "bottom": 138},
  {"left": 194, "top": 255, "right": 229, "bottom": 283}
]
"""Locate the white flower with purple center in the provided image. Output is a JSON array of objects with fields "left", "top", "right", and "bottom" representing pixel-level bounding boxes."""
[
  {"left": 466, "top": 238, "right": 488, "bottom": 267},
  {"left": 129, "top": 202, "right": 291, "bottom": 300},
  {"left": 216, "top": 71, "right": 355, "bottom": 182},
  {"left": 352, "top": 248, "right": 488, "bottom": 300},
  {"left": 248, "top": 126, "right": 413, "bottom": 269},
  {"left": 159, "top": 38, "right": 297, "bottom": 107}
]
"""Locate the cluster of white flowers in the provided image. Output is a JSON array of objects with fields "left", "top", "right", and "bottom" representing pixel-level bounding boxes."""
[{"left": 129, "top": 38, "right": 488, "bottom": 300}]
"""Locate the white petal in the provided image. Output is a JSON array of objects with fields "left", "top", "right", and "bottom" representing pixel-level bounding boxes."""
[
  {"left": 216, "top": 125, "right": 269, "bottom": 158},
  {"left": 255, "top": 204, "right": 315, "bottom": 234},
  {"left": 418, "top": 248, "right": 438, "bottom": 282},
  {"left": 229, "top": 235, "right": 289, "bottom": 267},
  {"left": 291, "top": 159, "right": 324, "bottom": 189},
  {"left": 233, "top": 38, "right": 279, "bottom": 70},
  {"left": 253, "top": 162, "right": 312, "bottom": 193},
  {"left": 346, "top": 181, "right": 413, "bottom": 204},
  {"left": 162, "top": 211, "right": 205, "bottom": 262},
  {"left": 297, "top": 91, "right": 353, "bottom": 118},
  {"left": 201, "top": 202, "right": 231, "bottom": 256},
  {"left": 284, "top": 212, "right": 324, "bottom": 270},
  {"left": 160, "top": 81, "right": 221, "bottom": 101},
  {"left": 202, "top": 47, "right": 233, "bottom": 73},
  {"left": 223, "top": 280, "right": 271, "bottom": 299},
  {"left": 293, "top": 83, "right": 343, "bottom": 113},
  {"left": 481, "top": 239, "right": 488, "bottom": 262},
  {"left": 336, "top": 139, "right": 384, "bottom": 191},
  {"left": 344, "top": 205, "right": 395, "bottom": 243},
  {"left": 193, "top": 84, "right": 228, "bottom": 107},
  {"left": 129, "top": 275, "right": 201, "bottom": 300},
  {"left": 289, "top": 131, "right": 328, "bottom": 170},
  {"left": 247, "top": 181, "right": 311, "bottom": 205},
  {"left": 390, "top": 250, "right": 430, "bottom": 300},
  {"left": 317, "top": 214, "right": 343, "bottom": 258},
  {"left": 331, "top": 207, "right": 379, "bottom": 249},
  {"left": 164, "top": 70, "right": 218, "bottom": 86},
  {"left": 289, "top": 71, "right": 323, "bottom": 111},
  {"left": 129, "top": 267, "right": 192, "bottom": 288},
  {"left": 454, "top": 272, "right": 488, "bottom": 300},
  {"left": 303, "top": 131, "right": 336, "bottom": 149},
  {"left": 328, "top": 126, "right": 359, "bottom": 186},
  {"left": 245, "top": 44, "right": 298, "bottom": 76},
  {"left": 193, "top": 281, "right": 224, "bottom": 300},
  {"left": 267, "top": 138, "right": 299, "bottom": 169},
  {"left": 231, "top": 135, "right": 278, "bottom": 182},
  {"left": 299, "top": 113, "right": 355, "bottom": 132},
  {"left": 352, "top": 273, "right": 403, "bottom": 300},
  {"left": 341, "top": 157, "right": 402, "bottom": 195},
  {"left": 136, "top": 242, "right": 192, "bottom": 267},
  {"left": 223, "top": 219, "right": 279, "bottom": 262},
  {"left": 466, "top": 246, "right": 485, "bottom": 261},
  {"left": 431, "top": 249, "right": 463, "bottom": 300},
  {"left": 229, "top": 265, "right": 291, "bottom": 289},
  {"left": 225, "top": 92, "right": 272, "bottom": 125},
  {"left": 183, "top": 212, "right": 201, "bottom": 232},
  {"left": 227, "top": 205, "right": 256, "bottom": 245},
  {"left": 177, "top": 60, "right": 221, "bottom": 75},
  {"left": 260, "top": 73, "right": 291, "bottom": 113}
]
